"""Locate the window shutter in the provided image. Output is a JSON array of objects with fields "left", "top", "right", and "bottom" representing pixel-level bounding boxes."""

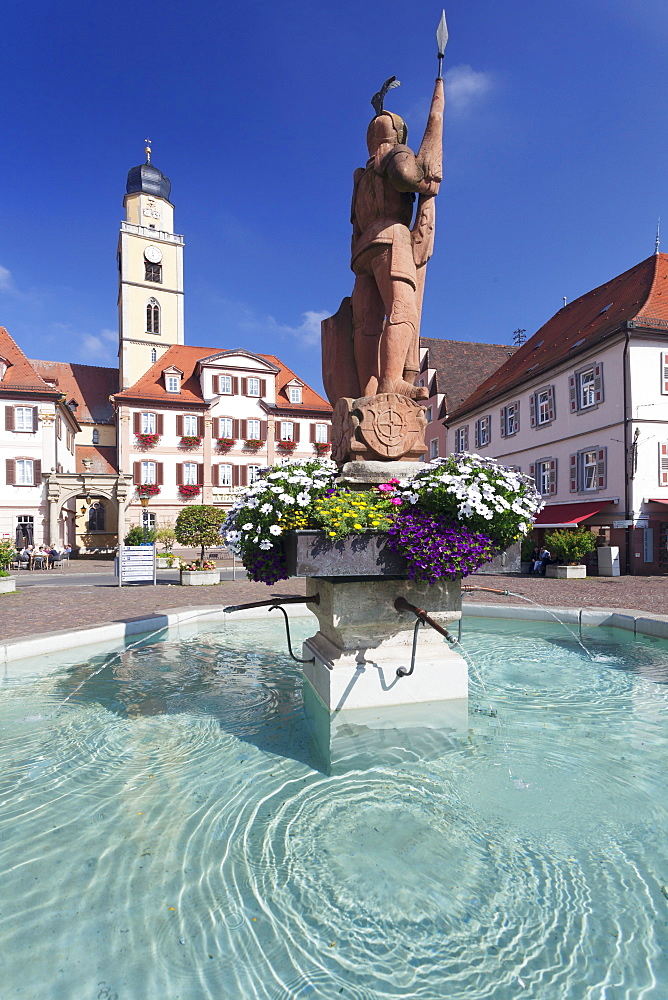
[
  {"left": 569, "top": 375, "right": 577, "bottom": 413},
  {"left": 327, "top": 424, "right": 332, "bottom": 443},
  {"left": 175, "top": 463, "right": 183, "bottom": 486},
  {"left": 134, "top": 412, "right": 141, "bottom": 434},
  {"left": 549, "top": 459, "right": 557, "bottom": 494},
  {"left": 660, "top": 442, "right": 668, "bottom": 485},
  {"left": 232, "top": 465, "right": 239, "bottom": 487},
  {"left": 293, "top": 422, "right": 300, "bottom": 443},
  {"left": 237, "top": 419, "right": 245, "bottom": 439},
  {"left": 156, "top": 414, "right": 164, "bottom": 436},
  {"left": 474, "top": 420, "right": 480, "bottom": 448},
  {"left": 260, "top": 421, "right": 267, "bottom": 441},
  {"left": 514, "top": 401, "right": 520, "bottom": 433},
  {"left": 530, "top": 393, "right": 536, "bottom": 428},
  {"left": 176, "top": 415, "right": 183, "bottom": 436},
  {"left": 661, "top": 352, "right": 668, "bottom": 394},
  {"left": 310, "top": 423, "right": 316, "bottom": 443},
  {"left": 596, "top": 448, "right": 607, "bottom": 490},
  {"left": 240, "top": 465, "right": 248, "bottom": 486},
  {"left": 529, "top": 462, "right": 535, "bottom": 486},
  {"left": 133, "top": 462, "right": 141, "bottom": 485},
  {"left": 212, "top": 464, "right": 219, "bottom": 487},
  {"left": 5, "top": 407, "right": 14, "bottom": 431},
  {"left": 485, "top": 416, "right": 490, "bottom": 443},
  {"left": 32, "top": 407, "right": 39, "bottom": 431},
  {"left": 6, "top": 459, "right": 15, "bottom": 484},
  {"left": 197, "top": 463, "right": 204, "bottom": 486},
  {"left": 463, "top": 425, "right": 468, "bottom": 450},
  {"left": 232, "top": 419, "right": 240, "bottom": 438},
  {"left": 260, "top": 379, "right": 266, "bottom": 396},
  {"left": 500, "top": 407, "right": 506, "bottom": 438},
  {"left": 547, "top": 385, "right": 555, "bottom": 421},
  {"left": 232, "top": 376, "right": 239, "bottom": 395},
  {"left": 156, "top": 463, "right": 163, "bottom": 486},
  {"left": 214, "top": 376, "right": 220, "bottom": 394},
  {"left": 197, "top": 416, "right": 205, "bottom": 437},
  {"left": 594, "top": 363, "right": 603, "bottom": 404},
  {"left": 569, "top": 454, "right": 578, "bottom": 492},
  {"left": 212, "top": 417, "right": 219, "bottom": 438},
  {"left": 241, "top": 377, "right": 248, "bottom": 396}
]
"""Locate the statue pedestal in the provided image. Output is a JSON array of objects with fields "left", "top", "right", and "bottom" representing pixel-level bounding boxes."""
[
  {"left": 331, "top": 394, "right": 427, "bottom": 464},
  {"left": 302, "top": 576, "right": 467, "bottom": 712}
]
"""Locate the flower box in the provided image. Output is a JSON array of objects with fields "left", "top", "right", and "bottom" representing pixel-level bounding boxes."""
[
  {"left": 313, "top": 442, "right": 330, "bottom": 455},
  {"left": 277, "top": 440, "right": 298, "bottom": 451},
  {"left": 546, "top": 564, "right": 587, "bottom": 579},
  {"left": 244, "top": 439, "right": 263, "bottom": 450},
  {"left": 137, "top": 484, "right": 161, "bottom": 498},
  {"left": 180, "top": 436, "right": 202, "bottom": 448},
  {"left": 178, "top": 484, "right": 201, "bottom": 499},
  {"left": 136, "top": 433, "right": 160, "bottom": 447},
  {"left": 157, "top": 556, "right": 180, "bottom": 569},
  {"left": 0, "top": 576, "right": 16, "bottom": 594},
  {"left": 180, "top": 569, "right": 221, "bottom": 586},
  {"left": 283, "top": 530, "right": 408, "bottom": 578},
  {"left": 217, "top": 438, "right": 236, "bottom": 450}
]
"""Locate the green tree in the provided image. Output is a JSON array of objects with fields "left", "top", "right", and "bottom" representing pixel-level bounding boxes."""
[
  {"left": 124, "top": 526, "right": 157, "bottom": 546},
  {"left": 175, "top": 506, "right": 227, "bottom": 564},
  {"left": 544, "top": 527, "right": 597, "bottom": 565},
  {"left": 155, "top": 525, "right": 176, "bottom": 551}
]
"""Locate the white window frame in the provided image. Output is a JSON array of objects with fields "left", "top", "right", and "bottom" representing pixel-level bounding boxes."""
[
  {"left": 219, "top": 374, "right": 232, "bottom": 394},
  {"left": 429, "top": 438, "right": 439, "bottom": 460},
  {"left": 150, "top": 348, "right": 157, "bottom": 363},
  {"left": 15, "top": 407, "right": 34, "bottom": 432},
  {"left": 247, "top": 377, "right": 261, "bottom": 397},
  {"left": 537, "top": 460, "right": 551, "bottom": 496},
  {"left": 582, "top": 449, "right": 598, "bottom": 491},
  {"left": 166, "top": 375, "right": 180, "bottom": 394},
  {"left": 183, "top": 414, "right": 198, "bottom": 436},
  {"left": 182, "top": 462, "right": 198, "bottom": 485},
  {"left": 579, "top": 369, "right": 596, "bottom": 410},
  {"left": 141, "top": 412, "right": 156, "bottom": 434},
  {"left": 219, "top": 464, "right": 233, "bottom": 486},
  {"left": 248, "top": 465, "right": 262, "bottom": 483},
  {"left": 315, "top": 423, "right": 328, "bottom": 443},
  {"left": 454, "top": 426, "right": 468, "bottom": 452},
  {"left": 288, "top": 386, "right": 302, "bottom": 404},
  {"left": 92, "top": 429, "right": 99, "bottom": 444},
  {"left": 219, "top": 417, "right": 233, "bottom": 438},
  {"left": 141, "top": 461, "right": 156, "bottom": 485},
  {"left": 247, "top": 418, "right": 261, "bottom": 439},
  {"left": 475, "top": 416, "right": 490, "bottom": 448},
  {"left": 537, "top": 390, "right": 551, "bottom": 425},
  {"left": 280, "top": 421, "right": 294, "bottom": 441},
  {"left": 425, "top": 407, "right": 433, "bottom": 423},
  {"left": 16, "top": 459, "right": 34, "bottom": 485}
]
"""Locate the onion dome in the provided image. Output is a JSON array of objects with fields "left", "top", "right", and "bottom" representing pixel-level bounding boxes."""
[{"left": 126, "top": 143, "right": 171, "bottom": 200}]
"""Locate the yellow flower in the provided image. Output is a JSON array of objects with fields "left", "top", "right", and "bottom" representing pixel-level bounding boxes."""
[
  {"left": 328, "top": 531, "right": 336, "bottom": 537},
  {"left": 354, "top": 523, "right": 363, "bottom": 529}
]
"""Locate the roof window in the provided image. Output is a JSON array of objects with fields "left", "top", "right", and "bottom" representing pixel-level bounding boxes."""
[
  {"left": 532, "top": 340, "right": 544, "bottom": 350},
  {"left": 598, "top": 302, "right": 613, "bottom": 315},
  {"left": 570, "top": 338, "right": 586, "bottom": 349}
]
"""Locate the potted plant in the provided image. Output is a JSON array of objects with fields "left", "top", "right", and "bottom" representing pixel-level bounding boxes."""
[
  {"left": 175, "top": 506, "right": 227, "bottom": 585},
  {"left": 178, "top": 483, "right": 201, "bottom": 500},
  {"left": 180, "top": 435, "right": 202, "bottom": 448},
  {"left": 155, "top": 524, "right": 178, "bottom": 568},
  {"left": 543, "top": 528, "right": 597, "bottom": 578},
  {"left": 217, "top": 437, "right": 236, "bottom": 450},
  {"left": 137, "top": 484, "right": 161, "bottom": 499},
  {"left": 277, "top": 439, "right": 298, "bottom": 452},
  {"left": 244, "top": 438, "right": 263, "bottom": 450},
  {"left": 135, "top": 432, "right": 160, "bottom": 447},
  {"left": 0, "top": 539, "right": 17, "bottom": 594},
  {"left": 314, "top": 441, "right": 330, "bottom": 456},
  {"left": 124, "top": 526, "right": 157, "bottom": 546},
  {"left": 222, "top": 455, "right": 542, "bottom": 586}
]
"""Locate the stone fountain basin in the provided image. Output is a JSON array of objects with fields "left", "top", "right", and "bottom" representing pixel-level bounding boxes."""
[{"left": 283, "top": 530, "right": 408, "bottom": 578}]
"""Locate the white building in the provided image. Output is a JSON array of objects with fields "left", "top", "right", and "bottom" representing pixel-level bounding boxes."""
[{"left": 447, "top": 252, "right": 668, "bottom": 575}]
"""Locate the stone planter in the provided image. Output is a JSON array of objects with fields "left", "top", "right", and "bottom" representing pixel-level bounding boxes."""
[
  {"left": 284, "top": 530, "right": 407, "bottom": 578},
  {"left": 180, "top": 569, "right": 220, "bottom": 586},
  {"left": 0, "top": 576, "right": 16, "bottom": 594},
  {"left": 546, "top": 564, "right": 586, "bottom": 579},
  {"left": 157, "top": 557, "right": 178, "bottom": 569}
]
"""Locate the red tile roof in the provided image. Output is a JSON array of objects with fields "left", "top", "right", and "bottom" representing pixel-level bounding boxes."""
[
  {"left": 449, "top": 253, "right": 668, "bottom": 421},
  {"left": 114, "top": 345, "right": 331, "bottom": 413},
  {"left": 420, "top": 338, "right": 516, "bottom": 415},
  {"left": 31, "top": 359, "right": 117, "bottom": 424},
  {"left": 0, "top": 327, "right": 61, "bottom": 396},
  {"left": 76, "top": 445, "right": 118, "bottom": 474}
]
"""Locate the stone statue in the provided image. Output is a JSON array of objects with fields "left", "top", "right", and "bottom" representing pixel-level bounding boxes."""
[{"left": 322, "top": 74, "right": 445, "bottom": 462}]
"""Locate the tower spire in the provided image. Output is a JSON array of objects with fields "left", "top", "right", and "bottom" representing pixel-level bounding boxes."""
[
  {"left": 655, "top": 218, "right": 661, "bottom": 255},
  {"left": 144, "top": 137, "right": 152, "bottom": 164}
]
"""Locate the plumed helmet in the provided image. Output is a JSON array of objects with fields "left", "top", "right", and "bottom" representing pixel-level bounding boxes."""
[{"left": 366, "top": 112, "right": 408, "bottom": 156}]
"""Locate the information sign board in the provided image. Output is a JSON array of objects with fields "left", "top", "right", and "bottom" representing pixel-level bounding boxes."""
[{"left": 116, "top": 544, "right": 156, "bottom": 586}]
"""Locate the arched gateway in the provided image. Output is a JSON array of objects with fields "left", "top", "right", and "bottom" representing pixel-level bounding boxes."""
[{"left": 45, "top": 471, "right": 132, "bottom": 551}]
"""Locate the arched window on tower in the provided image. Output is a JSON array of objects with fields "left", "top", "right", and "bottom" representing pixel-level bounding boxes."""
[
  {"left": 151, "top": 348, "right": 157, "bottom": 363},
  {"left": 146, "top": 298, "right": 160, "bottom": 334}
]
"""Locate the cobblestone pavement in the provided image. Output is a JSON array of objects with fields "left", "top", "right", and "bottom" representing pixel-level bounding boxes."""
[{"left": 1, "top": 564, "right": 666, "bottom": 645}]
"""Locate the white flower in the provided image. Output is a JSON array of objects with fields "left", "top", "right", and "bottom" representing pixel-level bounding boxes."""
[
  {"left": 296, "top": 491, "right": 311, "bottom": 506},
  {"left": 241, "top": 522, "right": 254, "bottom": 531},
  {"left": 270, "top": 485, "right": 285, "bottom": 494},
  {"left": 260, "top": 503, "right": 273, "bottom": 514},
  {"left": 259, "top": 540, "right": 272, "bottom": 550},
  {"left": 268, "top": 472, "right": 283, "bottom": 479},
  {"left": 281, "top": 494, "right": 296, "bottom": 505},
  {"left": 245, "top": 498, "right": 259, "bottom": 509},
  {"left": 269, "top": 524, "right": 282, "bottom": 536},
  {"left": 225, "top": 530, "right": 240, "bottom": 543}
]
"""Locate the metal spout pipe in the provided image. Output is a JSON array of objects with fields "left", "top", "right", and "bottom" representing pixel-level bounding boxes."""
[
  {"left": 461, "top": 586, "right": 511, "bottom": 597},
  {"left": 223, "top": 593, "right": 320, "bottom": 614},
  {"left": 394, "top": 596, "right": 457, "bottom": 644}
]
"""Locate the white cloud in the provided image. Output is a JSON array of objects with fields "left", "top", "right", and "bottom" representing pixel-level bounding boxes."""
[
  {"left": 80, "top": 328, "right": 117, "bottom": 361},
  {"left": 238, "top": 307, "right": 331, "bottom": 348},
  {"left": 0, "top": 265, "right": 16, "bottom": 293},
  {"left": 444, "top": 65, "right": 494, "bottom": 116}
]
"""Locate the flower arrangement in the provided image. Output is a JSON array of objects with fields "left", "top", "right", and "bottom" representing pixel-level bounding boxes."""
[
  {"left": 217, "top": 437, "right": 236, "bottom": 450},
  {"left": 224, "top": 454, "right": 542, "bottom": 586},
  {"left": 313, "top": 441, "right": 330, "bottom": 455},
  {"left": 181, "top": 559, "right": 216, "bottom": 571},
  {"left": 135, "top": 433, "right": 160, "bottom": 447},
  {"left": 277, "top": 439, "right": 298, "bottom": 451},
  {"left": 544, "top": 527, "right": 597, "bottom": 565},
  {"left": 244, "top": 439, "right": 264, "bottom": 449},
  {"left": 178, "top": 483, "right": 201, "bottom": 499},
  {"left": 180, "top": 436, "right": 202, "bottom": 448},
  {"left": 137, "top": 483, "right": 161, "bottom": 498}
]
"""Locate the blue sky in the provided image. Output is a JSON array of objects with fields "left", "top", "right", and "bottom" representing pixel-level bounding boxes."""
[{"left": 2, "top": 0, "right": 668, "bottom": 394}]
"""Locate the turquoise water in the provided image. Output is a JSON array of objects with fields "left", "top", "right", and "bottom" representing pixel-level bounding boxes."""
[{"left": 1, "top": 616, "right": 668, "bottom": 999}]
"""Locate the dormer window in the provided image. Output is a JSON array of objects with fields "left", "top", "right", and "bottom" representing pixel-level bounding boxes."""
[
  {"left": 288, "top": 385, "right": 303, "bottom": 404},
  {"left": 0, "top": 358, "right": 8, "bottom": 381},
  {"left": 166, "top": 375, "right": 180, "bottom": 393}
]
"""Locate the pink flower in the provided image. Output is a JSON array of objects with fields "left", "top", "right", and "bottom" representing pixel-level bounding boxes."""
[
  {"left": 390, "top": 497, "right": 402, "bottom": 505},
  {"left": 377, "top": 483, "right": 393, "bottom": 492}
]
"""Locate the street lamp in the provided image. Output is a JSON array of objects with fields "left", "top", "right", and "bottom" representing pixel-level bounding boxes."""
[{"left": 140, "top": 495, "right": 150, "bottom": 544}]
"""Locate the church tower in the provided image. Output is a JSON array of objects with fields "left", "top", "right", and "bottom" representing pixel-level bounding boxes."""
[{"left": 117, "top": 144, "right": 185, "bottom": 388}]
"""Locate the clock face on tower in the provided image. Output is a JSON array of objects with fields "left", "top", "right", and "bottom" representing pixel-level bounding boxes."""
[{"left": 144, "top": 245, "right": 163, "bottom": 264}]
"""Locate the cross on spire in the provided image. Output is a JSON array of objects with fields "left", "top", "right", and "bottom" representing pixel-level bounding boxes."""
[
  {"left": 144, "top": 138, "right": 152, "bottom": 163},
  {"left": 655, "top": 218, "right": 661, "bottom": 255}
]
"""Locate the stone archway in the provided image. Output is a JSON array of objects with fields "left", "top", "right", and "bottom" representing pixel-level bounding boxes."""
[{"left": 45, "top": 472, "right": 133, "bottom": 549}]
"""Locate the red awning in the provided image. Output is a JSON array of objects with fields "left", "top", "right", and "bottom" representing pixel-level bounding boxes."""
[
  {"left": 647, "top": 498, "right": 668, "bottom": 506},
  {"left": 533, "top": 500, "right": 611, "bottom": 528}
]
